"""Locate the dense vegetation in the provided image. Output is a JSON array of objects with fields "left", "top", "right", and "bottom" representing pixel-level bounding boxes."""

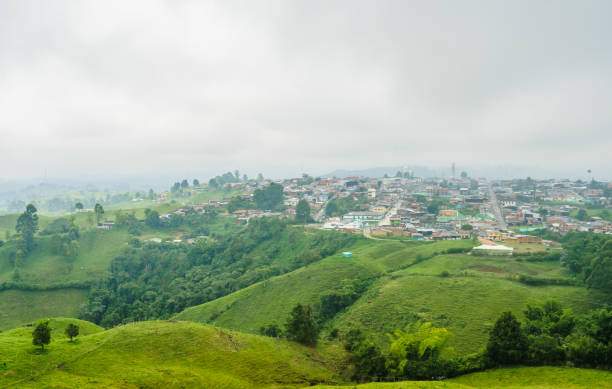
[
  {"left": 80, "top": 217, "right": 357, "bottom": 327},
  {"left": 325, "top": 196, "right": 371, "bottom": 217},
  {"left": 560, "top": 232, "right": 612, "bottom": 293},
  {"left": 338, "top": 301, "right": 611, "bottom": 382}
]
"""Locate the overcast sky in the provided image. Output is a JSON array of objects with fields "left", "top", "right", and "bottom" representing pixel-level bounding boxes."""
[{"left": 1, "top": 0, "right": 611, "bottom": 182}]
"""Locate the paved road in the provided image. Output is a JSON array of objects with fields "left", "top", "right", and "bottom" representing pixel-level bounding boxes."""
[
  {"left": 313, "top": 195, "right": 334, "bottom": 222},
  {"left": 488, "top": 183, "right": 507, "bottom": 230},
  {"left": 378, "top": 197, "right": 402, "bottom": 227}
]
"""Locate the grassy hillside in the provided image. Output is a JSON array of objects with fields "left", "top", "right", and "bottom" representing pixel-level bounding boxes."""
[
  {"left": 316, "top": 367, "right": 612, "bottom": 388},
  {"left": 449, "top": 366, "right": 612, "bottom": 388},
  {"left": 0, "top": 230, "right": 129, "bottom": 286},
  {"left": 3, "top": 318, "right": 609, "bottom": 388},
  {"left": 0, "top": 319, "right": 341, "bottom": 388},
  {"left": 0, "top": 289, "right": 89, "bottom": 331},
  {"left": 175, "top": 239, "right": 604, "bottom": 354}
]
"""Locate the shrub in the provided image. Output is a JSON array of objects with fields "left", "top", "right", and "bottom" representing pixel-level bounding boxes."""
[{"left": 259, "top": 324, "right": 282, "bottom": 338}]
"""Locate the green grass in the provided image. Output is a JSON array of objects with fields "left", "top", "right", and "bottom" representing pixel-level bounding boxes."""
[
  {"left": 0, "top": 289, "right": 89, "bottom": 331},
  {"left": 315, "top": 367, "right": 612, "bottom": 388},
  {"left": 3, "top": 318, "right": 609, "bottom": 388},
  {"left": 449, "top": 366, "right": 612, "bottom": 388},
  {"left": 0, "top": 319, "right": 341, "bottom": 388},
  {"left": 569, "top": 208, "right": 612, "bottom": 222},
  {"left": 0, "top": 230, "right": 129, "bottom": 286},
  {"left": 175, "top": 239, "right": 603, "bottom": 355}
]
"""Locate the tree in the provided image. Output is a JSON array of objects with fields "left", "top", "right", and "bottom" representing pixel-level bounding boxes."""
[
  {"left": 75, "top": 202, "right": 83, "bottom": 211},
  {"left": 386, "top": 322, "right": 456, "bottom": 380},
  {"left": 285, "top": 304, "right": 318, "bottom": 346},
  {"left": 193, "top": 179, "right": 200, "bottom": 186},
  {"left": 461, "top": 224, "right": 473, "bottom": 231},
  {"left": 65, "top": 323, "right": 79, "bottom": 342},
  {"left": 253, "top": 183, "right": 284, "bottom": 210},
  {"left": 576, "top": 209, "right": 588, "bottom": 221},
  {"left": 208, "top": 178, "right": 218, "bottom": 188},
  {"left": 257, "top": 173, "right": 264, "bottom": 182},
  {"left": 144, "top": 209, "right": 161, "bottom": 228},
  {"left": 94, "top": 203, "right": 104, "bottom": 225},
  {"left": 587, "top": 240, "right": 612, "bottom": 293},
  {"left": 325, "top": 201, "right": 339, "bottom": 217},
  {"left": 242, "top": 174, "right": 248, "bottom": 182},
  {"left": 460, "top": 171, "right": 468, "bottom": 179},
  {"left": 426, "top": 202, "right": 440, "bottom": 215},
  {"left": 16, "top": 204, "right": 39, "bottom": 253},
  {"left": 171, "top": 182, "right": 181, "bottom": 192},
  {"left": 296, "top": 199, "right": 310, "bottom": 224},
  {"left": 181, "top": 179, "right": 189, "bottom": 188},
  {"left": 32, "top": 321, "right": 51, "bottom": 351},
  {"left": 259, "top": 324, "right": 282, "bottom": 338},
  {"left": 485, "top": 311, "right": 528, "bottom": 366}
]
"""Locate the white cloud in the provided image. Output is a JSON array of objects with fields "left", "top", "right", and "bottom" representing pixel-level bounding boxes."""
[{"left": 0, "top": 0, "right": 610, "bottom": 180}]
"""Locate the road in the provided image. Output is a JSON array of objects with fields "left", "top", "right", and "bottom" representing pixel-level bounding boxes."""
[
  {"left": 313, "top": 195, "right": 334, "bottom": 222},
  {"left": 378, "top": 197, "right": 402, "bottom": 227},
  {"left": 487, "top": 183, "right": 507, "bottom": 230}
]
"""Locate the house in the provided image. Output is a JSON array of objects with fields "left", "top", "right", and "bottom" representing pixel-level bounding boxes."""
[
  {"left": 97, "top": 222, "right": 115, "bottom": 230},
  {"left": 472, "top": 244, "right": 513, "bottom": 256},
  {"left": 343, "top": 211, "right": 384, "bottom": 223},
  {"left": 371, "top": 206, "right": 388, "bottom": 214}
]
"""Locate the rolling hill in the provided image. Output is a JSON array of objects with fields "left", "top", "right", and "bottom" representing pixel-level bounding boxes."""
[
  {"left": 175, "top": 239, "right": 605, "bottom": 354},
  {"left": 1, "top": 318, "right": 610, "bottom": 388},
  {"left": 0, "top": 318, "right": 342, "bottom": 388}
]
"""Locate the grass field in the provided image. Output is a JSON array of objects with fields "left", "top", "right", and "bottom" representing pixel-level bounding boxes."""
[
  {"left": 569, "top": 208, "right": 612, "bottom": 222},
  {"left": 316, "top": 367, "right": 612, "bottom": 388},
  {"left": 0, "top": 230, "right": 129, "bottom": 286},
  {"left": 175, "top": 238, "right": 605, "bottom": 355},
  {"left": 0, "top": 289, "right": 89, "bottom": 331},
  {"left": 449, "top": 366, "right": 612, "bottom": 388},
  {"left": 0, "top": 319, "right": 342, "bottom": 388}
]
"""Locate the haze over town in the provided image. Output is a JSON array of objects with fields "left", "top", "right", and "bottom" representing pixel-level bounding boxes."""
[{"left": 1, "top": 0, "right": 611, "bottom": 183}]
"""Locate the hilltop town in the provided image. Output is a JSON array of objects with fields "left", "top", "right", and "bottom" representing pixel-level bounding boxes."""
[{"left": 135, "top": 171, "right": 612, "bottom": 255}]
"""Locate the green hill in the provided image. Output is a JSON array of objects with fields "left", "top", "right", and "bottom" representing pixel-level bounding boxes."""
[
  {"left": 0, "top": 318, "right": 341, "bottom": 388},
  {"left": 2, "top": 318, "right": 610, "bottom": 388},
  {"left": 316, "top": 367, "right": 612, "bottom": 388},
  {"left": 0, "top": 289, "right": 89, "bottom": 331},
  {"left": 175, "top": 239, "right": 604, "bottom": 354}
]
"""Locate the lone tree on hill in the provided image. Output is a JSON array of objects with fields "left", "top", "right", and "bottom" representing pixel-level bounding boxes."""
[
  {"left": 94, "top": 203, "right": 104, "bottom": 225},
  {"left": 32, "top": 321, "right": 51, "bottom": 351},
  {"left": 65, "top": 323, "right": 79, "bottom": 342},
  {"left": 285, "top": 303, "right": 318, "bottom": 346},
  {"left": 296, "top": 199, "right": 310, "bottom": 224},
  {"left": 16, "top": 204, "right": 39, "bottom": 254},
  {"left": 485, "top": 311, "right": 528, "bottom": 366},
  {"left": 75, "top": 202, "right": 83, "bottom": 211}
]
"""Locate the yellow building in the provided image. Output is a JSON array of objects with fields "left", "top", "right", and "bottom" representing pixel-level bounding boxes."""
[{"left": 371, "top": 206, "right": 388, "bottom": 213}]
